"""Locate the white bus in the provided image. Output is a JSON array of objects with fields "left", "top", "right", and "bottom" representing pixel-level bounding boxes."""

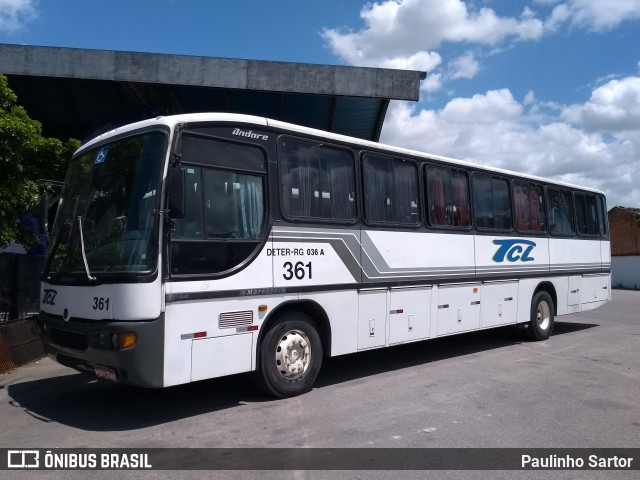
[{"left": 39, "top": 113, "right": 611, "bottom": 398}]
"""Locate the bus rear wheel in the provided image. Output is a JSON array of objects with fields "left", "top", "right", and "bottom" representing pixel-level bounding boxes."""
[
  {"left": 527, "top": 291, "right": 555, "bottom": 341},
  {"left": 253, "top": 312, "right": 323, "bottom": 398}
]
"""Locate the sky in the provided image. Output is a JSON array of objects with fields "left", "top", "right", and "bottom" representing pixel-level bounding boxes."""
[{"left": 1, "top": 0, "right": 640, "bottom": 208}]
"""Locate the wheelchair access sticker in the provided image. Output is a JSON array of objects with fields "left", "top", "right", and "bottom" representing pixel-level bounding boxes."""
[{"left": 95, "top": 147, "right": 109, "bottom": 164}]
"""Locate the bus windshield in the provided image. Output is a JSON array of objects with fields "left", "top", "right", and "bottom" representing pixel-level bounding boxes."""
[{"left": 44, "top": 131, "right": 167, "bottom": 280}]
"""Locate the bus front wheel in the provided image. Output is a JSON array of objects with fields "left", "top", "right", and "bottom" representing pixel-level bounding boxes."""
[
  {"left": 528, "top": 291, "right": 555, "bottom": 341},
  {"left": 253, "top": 312, "right": 323, "bottom": 398}
]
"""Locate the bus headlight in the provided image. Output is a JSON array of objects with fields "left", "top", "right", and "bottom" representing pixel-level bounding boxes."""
[{"left": 97, "top": 333, "right": 109, "bottom": 348}]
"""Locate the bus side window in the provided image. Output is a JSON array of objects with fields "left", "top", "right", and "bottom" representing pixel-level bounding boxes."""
[
  {"left": 597, "top": 195, "right": 608, "bottom": 237},
  {"left": 513, "top": 180, "right": 546, "bottom": 233},
  {"left": 279, "top": 138, "right": 356, "bottom": 221},
  {"left": 574, "top": 192, "right": 599, "bottom": 236},
  {"left": 363, "top": 154, "right": 419, "bottom": 225},
  {"left": 473, "top": 174, "right": 512, "bottom": 231},
  {"left": 319, "top": 147, "right": 357, "bottom": 220},
  {"left": 426, "top": 166, "right": 470, "bottom": 228},
  {"left": 173, "top": 167, "right": 204, "bottom": 239},
  {"left": 170, "top": 134, "right": 267, "bottom": 276},
  {"left": 547, "top": 188, "right": 574, "bottom": 236}
]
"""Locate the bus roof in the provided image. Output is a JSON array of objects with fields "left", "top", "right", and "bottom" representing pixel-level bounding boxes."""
[{"left": 77, "top": 112, "right": 605, "bottom": 196}]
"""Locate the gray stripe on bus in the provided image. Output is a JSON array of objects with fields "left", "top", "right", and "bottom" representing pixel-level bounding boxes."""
[{"left": 272, "top": 226, "right": 608, "bottom": 281}]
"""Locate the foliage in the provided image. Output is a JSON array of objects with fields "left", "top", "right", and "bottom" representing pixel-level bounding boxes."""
[{"left": 0, "top": 73, "right": 80, "bottom": 249}]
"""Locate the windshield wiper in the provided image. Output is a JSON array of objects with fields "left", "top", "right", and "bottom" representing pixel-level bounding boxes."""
[{"left": 77, "top": 216, "right": 96, "bottom": 281}]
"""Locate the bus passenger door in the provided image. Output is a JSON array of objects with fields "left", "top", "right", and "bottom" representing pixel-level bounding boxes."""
[{"left": 357, "top": 288, "right": 387, "bottom": 350}]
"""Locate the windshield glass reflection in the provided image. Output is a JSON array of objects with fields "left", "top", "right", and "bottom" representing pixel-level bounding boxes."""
[{"left": 45, "top": 131, "right": 166, "bottom": 280}]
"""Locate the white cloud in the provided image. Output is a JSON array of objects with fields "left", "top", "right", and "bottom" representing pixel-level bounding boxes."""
[
  {"left": 323, "top": 0, "right": 640, "bottom": 96},
  {"left": 321, "top": 1, "right": 640, "bottom": 207},
  {"left": 322, "top": 0, "right": 544, "bottom": 68},
  {"left": 0, "top": 0, "right": 37, "bottom": 33},
  {"left": 420, "top": 71, "right": 443, "bottom": 93},
  {"left": 448, "top": 53, "right": 480, "bottom": 80},
  {"left": 378, "top": 50, "right": 442, "bottom": 72},
  {"left": 564, "top": 77, "right": 640, "bottom": 132},
  {"left": 564, "top": 0, "right": 640, "bottom": 31},
  {"left": 523, "top": 91, "right": 537, "bottom": 106},
  {"left": 541, "top": 0, "right": 640, "bottom": 32},
  {"left": 379, "top": 79, "right": 640, "bottom": 208},
  {"left": 543, "top": 4, "right": 571, "bottom": 32},
  {"left": 440, "top": 89, "right": 522, "bottom": 124}
]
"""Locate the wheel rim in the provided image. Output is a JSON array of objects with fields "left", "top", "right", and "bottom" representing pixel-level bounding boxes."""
[
  {"left": 275, "top": 329, "right": 311, "bottom": 380},
  {"left": 537, "top": 300, "right": 551, "bottom": 331}
]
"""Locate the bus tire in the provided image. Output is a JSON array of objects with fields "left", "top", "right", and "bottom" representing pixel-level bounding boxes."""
[
  {"left": 253, "top": 312, "right": 323, "bottom": 398},
  {"left": 528, "top": 291, "right": 555, "bottom": 341}
]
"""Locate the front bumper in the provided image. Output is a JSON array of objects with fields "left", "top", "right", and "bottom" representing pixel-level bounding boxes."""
[{"left": 38, "top": 311, "right": 165, "bottom": 388}]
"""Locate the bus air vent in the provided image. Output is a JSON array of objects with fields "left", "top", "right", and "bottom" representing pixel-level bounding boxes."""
[{"left": 219, "top": 310, "right": 254, "bottom": 329}]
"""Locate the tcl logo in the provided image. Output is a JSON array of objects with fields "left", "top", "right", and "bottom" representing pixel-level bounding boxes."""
[
  {"left": 42, "top": 289, "right": 58, "bottom": 305},
  {"left": 492, "top": 239, "right": 536, "bottom": 263}
]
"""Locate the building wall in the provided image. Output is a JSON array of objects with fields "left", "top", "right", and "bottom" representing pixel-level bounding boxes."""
[
  {"left": 612, "top": 255, "right": 640, "bottom": 289},
  {"left": 608, "top": 207, "right": 640, "bottom": 255},
  {"left": 609, "top": 207, "right": 640, "bottom": 289}
]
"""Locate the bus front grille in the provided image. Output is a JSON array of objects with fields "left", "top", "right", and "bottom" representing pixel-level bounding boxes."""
[{"left": 49, "top": 328, "right": 89, "bottom": 351}]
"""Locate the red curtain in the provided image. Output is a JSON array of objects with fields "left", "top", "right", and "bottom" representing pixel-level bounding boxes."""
[
  {"left": 514, "top": 187, "right": 528, "bottom": 230},
  {"left": 452, "top": 175, "right": 469, "bottom": 227},
  {"left": 432, "top": 176, "right": 445, "bottom": 224},
  {"left": 529, "top": 189, "right": 540, "bottom": 231}
]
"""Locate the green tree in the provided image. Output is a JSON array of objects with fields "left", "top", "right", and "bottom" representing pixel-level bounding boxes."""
[{"left": 0, "top": 73, "right": 80, "bottom": 249}]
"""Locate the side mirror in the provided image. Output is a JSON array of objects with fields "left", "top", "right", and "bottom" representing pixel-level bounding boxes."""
[
  {"left": 167, "top": 166, "right": 186, "bottom": 219},
  {"left": 38, "top": 180, "right": 63, "bottom": 236},
  {"left": 39, "top": 192, "right": 60, "bottom": 235}
]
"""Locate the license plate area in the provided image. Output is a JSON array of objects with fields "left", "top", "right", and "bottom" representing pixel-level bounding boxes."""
[{"left": 94, "top": 365, "right": 117, "bottom": 382}]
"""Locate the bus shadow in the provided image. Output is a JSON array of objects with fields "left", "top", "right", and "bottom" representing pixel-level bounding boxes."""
[
  {"left": 552, "top": 321, "right": 598, "bottom": 335},
  {"left": 315, "top": 320, "right": 598, "bottom": 388},
  {"left": 6, "top": 370, "right": 262, "bottom": 432},
  {"left": 6, "top": 321, "right": 597, "bottom": 432}
]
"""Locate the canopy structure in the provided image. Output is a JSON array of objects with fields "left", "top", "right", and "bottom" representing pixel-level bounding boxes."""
[{"left": 0, "top": 44, "right": 424, "bottom": 142}]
